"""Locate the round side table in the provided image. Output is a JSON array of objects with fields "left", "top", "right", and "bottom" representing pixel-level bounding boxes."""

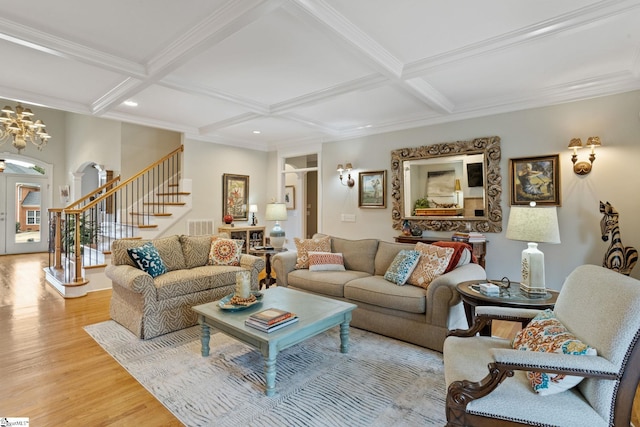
[
  {"left": 249, "top": 247, "right": 288, "bottom": 289},
  {"left": 456, "top": 280, "right": 559, "bottom": 335}
]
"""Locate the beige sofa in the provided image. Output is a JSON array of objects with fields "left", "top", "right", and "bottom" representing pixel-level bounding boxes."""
[
  {"left": 106, "top": 234, "right": 265, "bottom": 339},
  {"left": 272, "top": 235, "right": 486, "bottom": 352}
]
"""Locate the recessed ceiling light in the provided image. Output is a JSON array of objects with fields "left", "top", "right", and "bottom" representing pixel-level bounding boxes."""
[
  {"left": 252, "top": 130, "right": 261, "bottom": 134},
  {"left": 123, "top": 100, "right": 138, "bottom": 107}
]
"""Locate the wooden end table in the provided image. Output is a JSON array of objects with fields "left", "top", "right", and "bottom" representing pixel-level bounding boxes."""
[
  {"left": 249, "top": 247, "right": 287, "bottom": 289},
  {"left": 456, "top": 280, "right": 559, "bottom": 335}
]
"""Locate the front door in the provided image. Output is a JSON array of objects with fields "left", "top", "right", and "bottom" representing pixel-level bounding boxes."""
[{"left": 0, "top": 173, "right": 49, "bottom": 254}]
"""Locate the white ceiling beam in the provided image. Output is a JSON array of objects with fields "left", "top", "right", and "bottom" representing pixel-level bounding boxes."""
[
  {"left": 0, "top": 17, "right": 145, "bottom": 77},
  {"left": 403, "top": 0, "right": 640, "bottom": 78},
  {"left": 199, "top": 112, "right": 264, "bottom": 134},
  {"left": 404, "top": 79, "right": 455, "bottom": 114}
]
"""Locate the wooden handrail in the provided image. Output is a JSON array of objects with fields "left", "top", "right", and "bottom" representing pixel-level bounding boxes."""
[{"left": 64, "top": 175, "right": 121, "bottom": 210}]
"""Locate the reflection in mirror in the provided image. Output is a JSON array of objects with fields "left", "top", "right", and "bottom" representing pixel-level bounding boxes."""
[{"left": 391, "top": 136, "right": 502, "bottom": 233}]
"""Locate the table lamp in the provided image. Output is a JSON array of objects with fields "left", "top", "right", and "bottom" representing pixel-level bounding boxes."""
[
  {"left": 249, "top": 204, "right": 258, "bottom": 226},
  {"left": 505, "top": 204, "right": 560, "bottom": 294},
  {"left": 265, "top": 202, "right": 287, "bottom": 249}
]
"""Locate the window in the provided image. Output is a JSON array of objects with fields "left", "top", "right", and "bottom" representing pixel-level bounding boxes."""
[{"left": 26, "top": 210, "right": 40, "bottom": 225}]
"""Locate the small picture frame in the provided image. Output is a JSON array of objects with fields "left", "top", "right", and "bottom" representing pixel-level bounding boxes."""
[
  {"left": 509, "top": 154, "right": 561, "bottom": 206},
  {"left": 359, "top": 170, "right": 386, "bottom": 208},
  {"left": 285, "top": 185, "right": 295, "bottom": 210},
  {"left": 222, "top": 173, "right": 249, "bottom": 221}
]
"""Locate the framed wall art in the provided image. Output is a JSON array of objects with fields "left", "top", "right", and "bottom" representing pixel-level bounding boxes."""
[
  {"left": 222, "top": 173, "right": 249, "bottom": 220},
  {"left": 285, "top": 185, "right": 295, "bottom": 210},
  {"left": 509, "top": 154, "right": 561, "bottom": 206},
  {"left": 359, "top": 170, "right": 386, "bottom": 208}
]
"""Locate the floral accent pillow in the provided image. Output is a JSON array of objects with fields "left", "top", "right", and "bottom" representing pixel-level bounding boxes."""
[
  {"left": 127, "top": 242, "right": 167, "bottom": 278},
  {"left": 406, "top": 243, "right": 454, "bottom": 289},
  {"left": 208, "top": 238, "right": 244, "bottom": 266},
  {"left": 294, "top": 236, "right": 331, "bottom": 269},
  {"left": 384, "top": 250, "right": 421, "bottom": 285},
  {"left": 512, "top": 309, "right": 597, "bottom": 395},
  {"left": 308, "top": 251, "right": 346, "bottom": 271}
]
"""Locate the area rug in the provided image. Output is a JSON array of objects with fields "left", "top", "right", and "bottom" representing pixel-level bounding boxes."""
[{"left": 85, "top": 321, "right": 447, "bottom": 426}]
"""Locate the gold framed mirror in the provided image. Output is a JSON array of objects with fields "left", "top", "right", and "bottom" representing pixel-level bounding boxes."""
[{"left": 390, "top": 136, "right": 502, "bottom": 232}]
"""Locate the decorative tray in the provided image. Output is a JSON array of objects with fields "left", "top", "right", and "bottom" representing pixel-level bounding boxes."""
[{"left": 218, "top": 291, "right": 263, "bottom": 311}]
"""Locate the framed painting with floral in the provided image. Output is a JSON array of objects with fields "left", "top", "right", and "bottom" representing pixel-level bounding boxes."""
[
  {"left": 509, "top": 155, "right": 561, "bottom": 206},
  {"left": 222, "top": 173, "right": 249, "bottom": 221},
  {"left": 359, "top": 170, "right": 386, "bottom": 208}
]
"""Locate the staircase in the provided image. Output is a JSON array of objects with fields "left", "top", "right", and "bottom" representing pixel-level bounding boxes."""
[{"left": 45, "top": 146, "right": 192, "bottom": 298}]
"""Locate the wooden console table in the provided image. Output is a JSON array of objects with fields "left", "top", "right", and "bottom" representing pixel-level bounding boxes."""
[
  {"left": 218, "top": 225, "right": 265, "bottom": 254},
  {"left": 394, "top": 235, "right": 487, "bottom": 268}
]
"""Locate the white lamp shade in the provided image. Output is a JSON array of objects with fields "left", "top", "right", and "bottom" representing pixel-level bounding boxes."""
[
  {"left": 265, "top": 203, "right": 287, "bottom": 221},
  {"left": 506, "top": 206, "right": 560, "bottom": 244},
  {"left": 249, "top": 204, "right": 258, "bottom": 213}
]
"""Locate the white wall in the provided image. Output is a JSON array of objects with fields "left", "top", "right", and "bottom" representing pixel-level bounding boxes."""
[
  {"left": 163, "top": 138, "right": 269, "bottom": 237},
  {"left": 316, "top": 90, "right": 640, "bottom": 287},
  {"left": 120, "top": 123, "right": 181, "bottom": 179}
]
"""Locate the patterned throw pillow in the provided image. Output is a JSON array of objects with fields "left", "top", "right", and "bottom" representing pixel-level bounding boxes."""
[
  {"left": 308, "top": 251, "right": 346, "bottom": 271},
  {"left": 384, "top": 250, "right": 421, "bottom": 285},
  {"left": 512, "top": 309, "right": 597, "bottom": 396},
  {"left": 406, "top": 243, "right": 454, "bottom": 289},
  {"left": 208, "top": 238, "right": 244, "bottom": 266},
  {"left": 294, "top": 236, "right": 331, "bottom": 269},
  {"left": 127, "top": 242, "right": 167, "bottom": 278}
]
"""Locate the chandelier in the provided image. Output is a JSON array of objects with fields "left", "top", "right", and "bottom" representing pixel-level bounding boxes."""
[{"left": 0, "top": 103, "right": 51, "bottom": 153}]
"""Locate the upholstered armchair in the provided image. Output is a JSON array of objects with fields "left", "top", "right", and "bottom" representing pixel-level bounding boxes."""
[{"left": 443, "top": 265, "right": 640, "bottom": 426}]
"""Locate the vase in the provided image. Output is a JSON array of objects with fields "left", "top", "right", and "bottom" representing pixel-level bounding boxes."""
[
  {"left": 402, "top": 219, "right": 411, "bottom": 236},
  {"left": 223, "top": 213, "right": 234, "bottom": 224}
]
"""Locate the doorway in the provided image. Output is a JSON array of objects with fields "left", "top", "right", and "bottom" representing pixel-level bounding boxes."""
[{"left": 0, "top": 158, "right": 51, "bottom": 254}]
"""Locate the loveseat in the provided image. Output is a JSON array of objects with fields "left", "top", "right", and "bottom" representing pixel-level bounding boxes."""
[
  {"left": 272, "top": 234, "right": 486, "bottom": 352},
  {"left": 106, "top": 234, "right": 265, "bottom": 339}
]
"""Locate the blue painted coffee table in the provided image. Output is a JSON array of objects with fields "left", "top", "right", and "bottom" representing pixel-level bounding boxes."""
[{"left": 192, "top": 286, "right": 356, "bottom": 396}]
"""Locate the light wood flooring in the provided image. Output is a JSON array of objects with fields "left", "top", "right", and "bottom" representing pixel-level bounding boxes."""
[{"left": 1, "top": 253, "right": 638, "bottom": 426}]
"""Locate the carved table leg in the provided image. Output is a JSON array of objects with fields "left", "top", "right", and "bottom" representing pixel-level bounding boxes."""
[
  {"left": 263, "top": 350, "right": 278, "bottom": 396},
  {"left": 200, "top": 321, "right": 210, "bottom": 357},
  {"left": 340, "top": 321, "right": 350, "bottom": 353}
]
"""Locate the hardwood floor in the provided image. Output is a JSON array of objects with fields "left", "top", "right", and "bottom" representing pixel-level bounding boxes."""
[{"left": 1, "top": 253, "right": 638, "bottom": 426}]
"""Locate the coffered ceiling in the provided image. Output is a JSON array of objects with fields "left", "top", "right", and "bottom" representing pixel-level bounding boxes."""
[{"left": 1, "top": 0, "right": 639, "bottom": 151}]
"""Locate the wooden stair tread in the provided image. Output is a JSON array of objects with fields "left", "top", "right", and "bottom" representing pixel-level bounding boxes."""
[
  {"left": 129, "top": 212, "right": 173, "bottom": 217},
  {"left": 135, "top": 224, "right": 158, "bottom": 229},
  {"left": 143, "top": 202, "right": 186, "bottom": 206},
  {"left": 156, "top": 192, "right": 190, "bottom": 196}
]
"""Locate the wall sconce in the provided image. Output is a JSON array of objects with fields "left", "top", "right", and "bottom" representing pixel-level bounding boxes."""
[
  {"left": 337, "top": 162, "right": 355, "bottom": 187},
  {"left": 568, "top": 136, "right": 601, "bottom": 175}
]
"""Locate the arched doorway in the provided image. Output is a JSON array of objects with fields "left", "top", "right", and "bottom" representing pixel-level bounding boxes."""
[{"left": 0, "top": 154, "right": 52, "bottom": 254}]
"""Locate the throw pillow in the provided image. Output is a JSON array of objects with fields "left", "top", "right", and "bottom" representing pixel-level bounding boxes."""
[
  {"left": 308, "top": 251, "right": 346, "bottom": 271},
  {"left": 512, "top": 309, "right": 597, "bottom": 396},
  {"left": 127, "top": 242, "right": 167, "bottom": 278},
  {"left": 208, "top": 238, "right": 244, "bottom": 266},
  {"left": 406, "top": 243, "right": 454, "bottom": 289},
  {"left": 384, "top": 250, "right": 421, "bottom": 285},
  {"left": 294, "top": 236, "right": 331, "bottom": 269}
]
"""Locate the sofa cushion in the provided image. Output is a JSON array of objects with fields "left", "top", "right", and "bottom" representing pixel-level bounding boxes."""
[
  {"left": 384, "top": 249, "right": 421, "bottom": 285},
  {"left": 406, "top": 243, "right": 454, "bottom": 289},
  {"left": 127, "top": 242, "right": 167, "bottom": 278},
  {"left": 180, "top": 233, "right": 229, "bottom": 268},
  {"left": 374, "top": 241, "right": 415, "bottom": 276},
  {"left": 154, "top": 265, "right": 240, "bottom": 300},
  {"left": 112, "top": 235, "right": 186, "bottom": 271},
  {"left": 208, "top": 238, "right": 244, "bottom": 266},
  {"left": 288, "top": 269, "right": 370, "bottom": 298},
  {"left": 294, "top": 236, "right": 331, "bottom": 269},
  {"left": 330, "top": 237, "right": 379, "bottom": 275},
  {"left": 345, "top": 275, "right": 427, "bottom": 314},
  {"left": 512, "top": 309, "right": 597, "bottom": 396},
  {"left": 308, "top": 251, "right": 346, "bottom": 271}
]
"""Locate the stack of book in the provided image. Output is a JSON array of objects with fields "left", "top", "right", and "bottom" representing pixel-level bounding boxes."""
[
  {"left": 452, "top": 231, "right": 470, "bottom": 242},
  {"left": 245, "top": 308, "right": 298, "bottom": 333},
  {"left": 468, "top": 232, "right": 486, "bottom": 243}
]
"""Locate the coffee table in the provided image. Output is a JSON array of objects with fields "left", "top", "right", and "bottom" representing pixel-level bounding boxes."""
[{"left": 192, "top": 287, "right": 356, "bottom": 396}]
